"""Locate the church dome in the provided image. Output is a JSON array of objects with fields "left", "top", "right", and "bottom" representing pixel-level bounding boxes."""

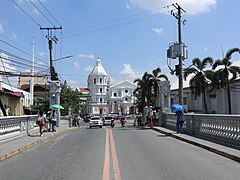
[{"left": 89, "top": 58, "right": 108, "bottom": 76}]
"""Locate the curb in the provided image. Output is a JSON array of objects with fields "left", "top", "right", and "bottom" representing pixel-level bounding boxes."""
[
  {"left": 0, "top": 127, "right": 72, "bottom": 161},
  {"left": 152, "top": 127, "right": 240, "bottom": 163}
]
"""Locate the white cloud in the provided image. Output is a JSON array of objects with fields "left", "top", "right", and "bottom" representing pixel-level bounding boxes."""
[
  {"left": 74, "top": 61, "right": 80, "bottom": 69},
  {"left": 68, "top": 80, "right": 79, "bottom": 85},
  {"left": 79, "top": 54, "right": 95, "bottom": 59},
  {"left": 126, "top": 4, "right": 131, "bottom": 9},
  {"left": 152, "top": 27, "right": 163, "bottom": 34},
  {"left": 33, "top": 8, "right": 41, "bottom": 16},
  {"left": 130, "top": 0, "right": 217, "bottom": 15},
  {"left": 38, "top": 52, "right": 46, "bottom": 57},
  {"left": 120, "top": 63, "right": 141, "bottom": 81},
  {"left": 11, "top": 32, "right": 17, "bottom": 39},
  {"left": 0, "top": 23, "right": 4, "bottom": 34},
  {"left": 84, "top": 65, "right": 93, "bottom": 73}
]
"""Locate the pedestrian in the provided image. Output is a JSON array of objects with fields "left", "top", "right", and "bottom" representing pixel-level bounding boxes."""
[
  {"left": 155, "top": 109, "right": 160, "bottom": 126},
  {"left": 176, "top": 110, "right": 184, "bottom": 133},
  {"left": 50, "top": 109, "right": 58, "bottom": 132},
  {"left": 36, "top": 110, "right": 46, "bottom": 137}
]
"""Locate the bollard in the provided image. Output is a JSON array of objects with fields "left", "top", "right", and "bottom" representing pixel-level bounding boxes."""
[{"left": 69, "top": 116, "right": 72, "bottom": 127}]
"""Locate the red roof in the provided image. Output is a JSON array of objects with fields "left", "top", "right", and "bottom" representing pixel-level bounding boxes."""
[
  {"left": 77, "top": 88, "right": 90, "bottom": 93},
  {"left": 0, "top": 89, "right": 23, "bottom": 97}
]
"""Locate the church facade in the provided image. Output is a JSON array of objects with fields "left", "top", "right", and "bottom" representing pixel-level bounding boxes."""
[{"left": 87, "top": 58, "right": 137, "bottom": 116}]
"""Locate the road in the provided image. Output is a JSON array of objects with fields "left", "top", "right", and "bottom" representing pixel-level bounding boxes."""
[{"left": 0, "top": 121, "right": 239, "bottom": 180}]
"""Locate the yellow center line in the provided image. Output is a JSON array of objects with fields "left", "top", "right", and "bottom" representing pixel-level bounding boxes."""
[
  {"left": 103, "top": 128, "right": 110, "bottom": 180},
  {"left": 109, "top": 128, "right": 122, "bottom": 180}
]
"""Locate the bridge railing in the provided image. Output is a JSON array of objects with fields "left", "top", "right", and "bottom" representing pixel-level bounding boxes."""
[
  {"left": 162, "top": 113, "right": 240, "bottom": 149},
  {"left": 0, "top": 115, "right": 37, "bottom": 141}
]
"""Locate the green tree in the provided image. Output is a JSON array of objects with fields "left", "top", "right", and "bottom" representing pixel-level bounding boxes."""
[
  {"left": 184, "top": 57, "right": 214, "bottom": 113},
  {"left": 147, "top": 67, "right": 168, "bottom": 107},
  {"left": 60, "top": 81, "right": 85, "bottom": 115},
  {"left": 133, "top": 72, "right": 151, "bottom": 112},
  {"left": 212, "top": 47, "right": 240, "bottom": 114},
  {"left": 31, "top": 95, "right": 49, "bottom": 113}
]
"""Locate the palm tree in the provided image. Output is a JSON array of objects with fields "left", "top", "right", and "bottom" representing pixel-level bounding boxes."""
[
  {"left": 212, "top": 47, "right": 240, "bottom": 114},
  {"left": 147, "top": 67, "right": 168, "bottom": 107},
  {"left": 133, "top": 72, "right": 151, "bottom": 112},
  {"left": 184, "top": 57, "right": 214, "bottom": 113}
]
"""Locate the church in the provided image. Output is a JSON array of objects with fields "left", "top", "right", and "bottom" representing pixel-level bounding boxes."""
[{"left": 86, "top": 58, "right": 137, "bottom": 116}]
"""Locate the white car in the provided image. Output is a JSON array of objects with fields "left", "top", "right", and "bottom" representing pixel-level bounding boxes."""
[
  {"left": 89, "top": 116, "right": 103, "bottom": 128},
  {"left": 103, "top": 116, "right": 114, "bottom": 126}
]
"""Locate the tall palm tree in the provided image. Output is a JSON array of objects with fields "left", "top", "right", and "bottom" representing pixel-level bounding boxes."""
[
  {"left": 184, "top": 57, "right": 214, "bottom": 113},
  {"left": 147, "top": 67, "right": 168, "bottom": 107},
  {"left": 212, "top": 47, "right": 240, "bottom": 114},
  {"left": 133, "top": 72, "right": 151, "bottom": 112}
]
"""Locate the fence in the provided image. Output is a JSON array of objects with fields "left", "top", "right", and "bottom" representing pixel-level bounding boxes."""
[
  {"left": 162, "top": 113, "right": 240, "bottom": 149},
  {"left": 0, "top": 115, "right": 37, "bottom": 141}
]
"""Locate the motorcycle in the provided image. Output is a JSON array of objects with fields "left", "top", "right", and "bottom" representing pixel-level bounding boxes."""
[
  {"left": 110, "top": 120, "right": 115, "bottom": 128},
  {"left": 120, "top": 118, "right": 126, "bottom": 127}
]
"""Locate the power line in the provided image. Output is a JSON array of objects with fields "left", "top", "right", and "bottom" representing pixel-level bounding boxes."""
[
  {"left": 9, "top": 0, "right": 41, "bottom": 27},
  {"left": 37, "top": 0, "right": 62, "bottom": 26},
  {"left": 64, "top": 7, "right": 167, "bottom": 35},
  {"left": 28, "top": 0, "right": 55, "bottom": 26},
  {"left": 0, "top": 39, "right": 48, "bottom": 66},
  {"left": 63, "top": 10, "right": 169, "bottom": 38}
]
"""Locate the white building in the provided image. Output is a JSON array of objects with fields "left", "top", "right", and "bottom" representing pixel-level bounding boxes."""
[
  {"left": 87, "top": 58, "right": 110, "bottom": 115},
  {"left": 109, "top": 80, "right": 137, "bottom": 115},
  {"left": 87, "top": 58, "right": 137, "bottom": 116}
]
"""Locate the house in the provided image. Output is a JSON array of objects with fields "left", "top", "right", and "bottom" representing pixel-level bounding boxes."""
[{"left": 0, "top": 82, "right": 31, "bottom": 116}]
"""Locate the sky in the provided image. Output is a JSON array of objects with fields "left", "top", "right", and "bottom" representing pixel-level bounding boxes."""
[{"left": 1, "top": 0, "right": 240, "bottom": 90}]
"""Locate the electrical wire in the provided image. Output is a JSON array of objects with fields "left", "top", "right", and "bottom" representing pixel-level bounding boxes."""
[
  {"left": 37, "top": 0, "right": 62, "bottom": 26},
  {"left": 28, "top": 0, "right": 55, "bottom": 26},
  {"left": 63, "top": 10, "right": 169, "bottom": 38},
  {"left": 0, "top": 39, "right": 48, "bottom": 66},
  {"left": 9, "top": 0, "right": 41, "bottom": 27}
]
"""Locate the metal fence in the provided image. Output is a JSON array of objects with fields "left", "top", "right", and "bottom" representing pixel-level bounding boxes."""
[
  {"left": 162, "top": 113, "right": 240, "bottom": 149},
  {"left": 0, "top": 115, "right": 37, "bottom": 141}
]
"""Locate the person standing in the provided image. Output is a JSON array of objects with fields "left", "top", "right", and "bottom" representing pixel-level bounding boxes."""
[
  {"left": 155, "top": 109, "right": 160, "bottom": 126},
  {"left": 36, "top": 110, "right": 46, "bottom": 137},
  {"left": 50, "top": 109, "right": 58, "bottom": 132},
  {"left": 176, "top": 110, "right": 184, "bottom": 133}
]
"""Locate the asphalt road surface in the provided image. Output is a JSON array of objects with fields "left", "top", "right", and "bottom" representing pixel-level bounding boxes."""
[{"left": 0, "top": 122, "right": 239, "bottom": 180}]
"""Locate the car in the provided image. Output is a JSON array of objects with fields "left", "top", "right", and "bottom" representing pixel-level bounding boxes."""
[
  {"left": 89, "top": 116, "right": 103, "bottom": 128},
  {"left": 103, "top": 116, "right": 114, "bottom": 126}
]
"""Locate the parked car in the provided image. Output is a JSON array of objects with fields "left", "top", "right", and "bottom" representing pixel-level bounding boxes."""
[
  {"left": 89, "top": 116, "right": 103, "bottom": 128},
  {"left": 103, "top": 116, "right": 114, "bottom": 126}
]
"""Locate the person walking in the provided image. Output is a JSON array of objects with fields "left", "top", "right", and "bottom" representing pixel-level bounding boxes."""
[
  {"left": 176, "top": 110, "right": 184, "bottom": 133},
  {"left": 36, "top": 110, "right": 46, "bottom": 137},
  {"left": 155, "top": 109, "right": 160, "bottom": 126},
  {"left": 50, "top": 109, "right": 58, "bottom": 132}
]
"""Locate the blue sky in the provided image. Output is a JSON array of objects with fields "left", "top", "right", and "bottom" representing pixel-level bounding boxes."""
[{"left": 1, "top": 0, "right": 240, "bottom": 89}]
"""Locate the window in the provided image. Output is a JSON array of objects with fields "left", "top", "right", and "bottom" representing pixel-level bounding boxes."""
[
  {"left": 100, "top": 78, "right": 102, "bottom": 84},
  {"left": 100, "top": 88, "right": 102, "bottom": 93},
  {"left": 125, "top": 98, "right": 128, "bottom": 101},
  {"left": 183, "top": 97, "right": 187, "bottom": 105},
  {"left": 114, "top": 93, "right": 117, "bottom": 97},
  {"left": 100, "top": 98, "right": 102, "bottom": 102},
  {"left": 94, "top": 78, "right": 96, "bottom": 84},
  {"left": 125, "top": 89, "right": 128, "bottom": 93}
]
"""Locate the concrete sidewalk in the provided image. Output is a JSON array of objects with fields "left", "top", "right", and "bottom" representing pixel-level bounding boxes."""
[
  {"left": 0, "top": 122, "right": 73, "bottom": 161},
  {"left": 152, "top": 126, "right": 240, "bottom": 163}
]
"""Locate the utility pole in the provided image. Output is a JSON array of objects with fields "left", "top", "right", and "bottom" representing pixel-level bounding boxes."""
[
  {"left": 171, "top": 3, "right": 185, "bottom": 105},
  {"left": 40, "top": 26, "right": 62, "bottom": 127},
  {"left": 40, "top": 26, "right": 62, "bottom": 80},
  {"left": 30, "top": 38, "right": 35, "bottom": 106}
]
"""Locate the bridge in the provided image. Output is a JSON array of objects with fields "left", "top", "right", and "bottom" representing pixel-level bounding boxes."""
[{"left": 0, "top": 114, "right": 239, "bottom": 179}]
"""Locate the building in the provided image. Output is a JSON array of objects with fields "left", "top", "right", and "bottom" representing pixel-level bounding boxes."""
[
  {"left": 0, "top": 82, "right": 31, "bottom": 116},
  {"left": 87, "top": 58, "right": 137, "bottom": 116},
  {"left": 108, "top": 80, "right": 137, "bottom": 114},
  {"left": 170, "top": 76, "right": 240, "bottom": 114}
]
